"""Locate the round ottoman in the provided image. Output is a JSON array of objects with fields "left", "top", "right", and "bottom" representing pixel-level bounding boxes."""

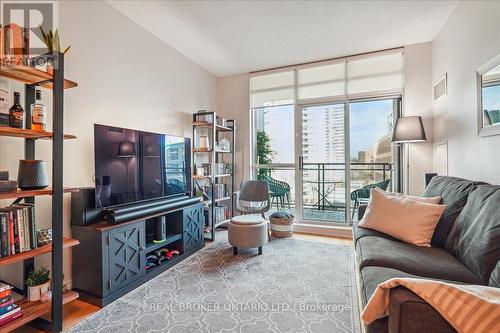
[{"left": 228, "top": 215, "right": 268, "bottom": 255}]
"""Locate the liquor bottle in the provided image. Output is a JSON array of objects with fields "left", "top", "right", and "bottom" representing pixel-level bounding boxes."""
[
  {"left": 31, "top": 89, "right": 46, "bottom": 131},
  {"left": 9, "top": 92, "right": 24, "bottom": 128}
]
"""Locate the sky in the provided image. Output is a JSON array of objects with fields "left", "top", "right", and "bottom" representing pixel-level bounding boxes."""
[
  {"left": 259, "top": 99, "right": 394, "bottom": 162},
  {"left": 349, "top": 100, "right": 393, "bottom": 158}
]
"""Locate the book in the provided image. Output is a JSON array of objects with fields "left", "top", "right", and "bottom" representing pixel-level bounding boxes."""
[
  {"left": 7, "top": 210, "right": 14, "bottom": 255},
  {"left": 17, "top": 204, "right": 36, "bottom": 249},
  {"left": 0, "top": 289, "right": 12, "bottom": 299},
  {"left": 0, "top": 296, "right": 13, "bottom": 308},
  {"left": 5, "top": 24, "right": 24, "bottom": 66},
  {"left": 0, "top": 306, "right": 22, "bottom": 327},
  {"left": 0, "top": 283, "right": 12, "bottom": 294},
  {"left": 0, "top": 213, "right": 9, "bottom": 257},
  {"left": 14, "top": 207, "right": 25, "bottom": 252},
  {"left": 0, "top": 302, "right": 15, "bottom": 316},
  {"left": 0, "top": 295, "right": 12, "bottom": 306},
  {"left": 0, "top": 208, "right": 20, "bottom": 254}
]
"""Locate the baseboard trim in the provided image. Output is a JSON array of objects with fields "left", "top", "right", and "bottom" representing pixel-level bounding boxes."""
[{"left": 293, "top": 223, "right": 353, "bottom": 238}]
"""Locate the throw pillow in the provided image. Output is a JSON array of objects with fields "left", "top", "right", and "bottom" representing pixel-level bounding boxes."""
[
  {"left": 359, "top": 188, "right": 446, "bottom": 247},
  {"left": 430, "top": 195, "right": 468, "bottom": 248}
]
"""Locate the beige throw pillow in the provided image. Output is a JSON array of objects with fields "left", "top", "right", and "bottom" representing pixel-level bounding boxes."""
[{"left": 358, "top": 188, "right": 446, "bottom": 247}]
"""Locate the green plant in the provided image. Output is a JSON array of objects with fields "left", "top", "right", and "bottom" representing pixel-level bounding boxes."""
[
  {"left": 39, "top": 26, "right": 71, "bottom": 55},
  {"left": 26, "top": 266, "right": 50, "bottom": 287},
  {"left": 256, "top": 130, "right": 274, "bottom": 180}
]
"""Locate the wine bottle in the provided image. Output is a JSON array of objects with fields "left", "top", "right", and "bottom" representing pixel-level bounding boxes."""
[
  {"left": 31, "top": 89, "right": 47, "bottom": 131},
  {"left": 9, "top": 92, "right": 24, "bottom": 129}
]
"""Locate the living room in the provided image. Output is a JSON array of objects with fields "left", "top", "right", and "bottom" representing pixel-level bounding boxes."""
[{"left": 0, "top": 1, "right": 499, "bottom": 332}]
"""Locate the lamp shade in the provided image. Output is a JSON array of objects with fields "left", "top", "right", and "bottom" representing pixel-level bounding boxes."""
[
  {"left": 391, "top": 116, "right": 427, "bottom": 143},
  {"left": 118, "top": 141, "right": 136, "bottom": 157}
]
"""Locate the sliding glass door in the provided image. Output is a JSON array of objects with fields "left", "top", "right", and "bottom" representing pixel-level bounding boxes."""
[{"left": 299, "top": 102, "right": 347, "bottom": 223}]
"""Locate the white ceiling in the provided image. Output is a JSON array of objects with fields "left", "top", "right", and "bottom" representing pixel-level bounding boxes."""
[{"left": 108, "top": 0, "right": 458, "bottom": 78}]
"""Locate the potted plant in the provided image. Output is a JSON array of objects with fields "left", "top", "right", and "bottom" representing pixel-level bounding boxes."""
[
  {"left": 26, "top": 266, "right": 50, "bottom": 301},
  {"left": 38, "top": 26, "right": 71, "bottom": 73}
]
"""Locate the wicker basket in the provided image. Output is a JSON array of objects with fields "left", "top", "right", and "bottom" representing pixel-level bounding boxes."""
[{"left": 270, "top": 214, "right": 295, "bottom": 238}]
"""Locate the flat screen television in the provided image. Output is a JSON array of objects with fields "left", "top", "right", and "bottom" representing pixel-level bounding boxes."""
[{"left": 94, "top": 124, "right": 191, "bottom": 208}]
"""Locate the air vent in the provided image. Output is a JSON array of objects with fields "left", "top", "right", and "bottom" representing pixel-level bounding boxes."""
[{"left": 433, "top": 73, "right": 447, "bottom": 101}]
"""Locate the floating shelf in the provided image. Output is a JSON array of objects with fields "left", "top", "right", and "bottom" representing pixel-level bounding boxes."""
[
  {"left": 0, "top": 238, "right": 80, "bottom": 266},
  {"left": 0, "top": 187, "right": 79, "bottom": 200},
  {"left": 202, "top": 196, "right": 231, "bottom": 205},
  {"left": 0, "top": 127, "right": 77, "bottom": 140},
  {"left": 145, "top": 234, "right": 182, "bottom": 253},
  {"left": 192, "top": 174, "right": 232, "bottom": 180},
  {"left": 192, "top": 121, "right": 233, "bottom": 132},
  {"left": 0, "top": 64, "right": 78, "bottom": 89},
  {"left": 0, "top": 291, "right": 79, "bottom": 332}
]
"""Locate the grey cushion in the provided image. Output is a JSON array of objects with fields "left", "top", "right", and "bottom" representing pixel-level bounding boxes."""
[
  {"left": 423, "top": 176, "right": 479, "bottom": 204},
  {"left": 356, "top": 236, "right": 482, "bottom": 284},
  {"left": 445, "top": 184, "right": 500, "bottom": 283},
  {"left": 423, "top": 176, "right": 479, "bottom": 248},
  {"left": 352, "top": 223, "right": 399, "bottom": 245},
  {"left": 359, "top": 266, "right": 420, "bottom": 306},
  {"left": 489, "top": 261, "right": 500, "bottom": 287}
]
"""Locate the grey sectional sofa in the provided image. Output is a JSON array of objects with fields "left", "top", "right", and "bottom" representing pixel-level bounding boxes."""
[{"left": 353, "top": 176, "right": 500, "bottom": 333}]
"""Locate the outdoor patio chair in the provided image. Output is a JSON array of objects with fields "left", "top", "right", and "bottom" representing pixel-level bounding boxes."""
[{"left": 350, "top": 179, "right": 391, "bottom": 219}]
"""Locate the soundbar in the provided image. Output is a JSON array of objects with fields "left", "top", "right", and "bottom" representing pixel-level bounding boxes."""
[{"left": 102, "top": 195, "right": 202, "bottom": 225}]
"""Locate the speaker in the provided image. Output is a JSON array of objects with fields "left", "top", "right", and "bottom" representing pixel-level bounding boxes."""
[
  {"left": 153, "top": 216, "right": 166, "bottom": 242},
  {"left": 71, "top": 187, "right": 102, "bottom": 226},
  {"left": 423, "top": 173, "right": 438, "bottom": 188}
]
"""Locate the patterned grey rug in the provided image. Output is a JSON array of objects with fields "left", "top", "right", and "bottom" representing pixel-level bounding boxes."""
[{"left": 67, "top": 232, "right": 360, "bottom": 333}]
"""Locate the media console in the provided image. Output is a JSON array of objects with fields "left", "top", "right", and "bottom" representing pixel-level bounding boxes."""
[{"left": 71, "top": 192, "right": 205, "bottom": 307}]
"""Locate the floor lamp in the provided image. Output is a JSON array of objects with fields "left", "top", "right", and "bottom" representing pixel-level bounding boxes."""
[{"left": 391, "top": 116, "right": 427, "bottom": 194}]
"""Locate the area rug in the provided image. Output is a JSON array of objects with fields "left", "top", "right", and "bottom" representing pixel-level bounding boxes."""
[{"left": 66, "top": 232, "right": 360, "bottom": 333}]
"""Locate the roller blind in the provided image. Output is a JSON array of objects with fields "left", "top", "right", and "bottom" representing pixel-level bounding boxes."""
[
  {"left": 250, "top": 71, "right": 294, "bottom": 108},
  {"left": 297, "top": 62, "right": 345, "bottom": 99},
  {"left": 347, "top": 52, "right": 403, "bottom": 94}
]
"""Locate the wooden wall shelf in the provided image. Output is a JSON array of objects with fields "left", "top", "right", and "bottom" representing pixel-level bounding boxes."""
[
  {"left": 0, "top": 291, "right": 79, "bottom": 332},
  {"left": 0, "top": 127, "right": 77, "bottom": 140},
  {"left": 0, "top": 238, "right": 79, "bottom": 266},
  {"left": 0, "top": 64, "right": 78, "bottom": 89},
  {"left": 192, "top": 121, "right": 233, "bottom": 132},
  {"left": 0, "top": 187, "right": 79, "bottom": 200}
]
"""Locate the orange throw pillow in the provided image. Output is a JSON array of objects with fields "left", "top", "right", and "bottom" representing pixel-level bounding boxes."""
[{"left": 358, "top": 188, "right": 446, "bottom": 247}]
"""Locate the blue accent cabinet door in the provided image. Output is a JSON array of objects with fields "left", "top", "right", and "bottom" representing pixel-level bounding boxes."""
[
  {"left": 108, "top": 221, "right": 146, "bottom": 293},
  {"left": 183, "top": 204, "right": 204, "bottom": 252}
]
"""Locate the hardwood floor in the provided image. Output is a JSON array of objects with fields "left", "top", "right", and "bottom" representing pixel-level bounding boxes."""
[{"left": 14, "top": 233, "right": 351, "bottom": 332}]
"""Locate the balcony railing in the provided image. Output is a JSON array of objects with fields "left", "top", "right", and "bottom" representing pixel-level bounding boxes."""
[{"left": 258, "top": 162, "right": 394, "bottom": 223}]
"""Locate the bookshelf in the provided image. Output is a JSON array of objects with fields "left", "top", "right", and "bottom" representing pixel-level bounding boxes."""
[
  {"left": 0, "top": 53, "right": 78, "bottom": 333},
  {"left": 192, "top": 111, "right": 236, "bottom": 241}
]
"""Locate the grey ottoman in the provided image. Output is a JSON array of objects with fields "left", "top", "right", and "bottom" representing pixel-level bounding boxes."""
[{"left": 228, "top": 215, "right": 268, "bottom": 255}]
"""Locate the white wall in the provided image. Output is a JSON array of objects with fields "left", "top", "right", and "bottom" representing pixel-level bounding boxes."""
[
  {"left": 432, "top": 1, "right": 500, "bottom": 184},
  {"left": 216, "top": 74, "right": 250, "bottom": 187},
  {"left": 403, "top": 42, "right": 434, "bottom": 195},
  {"left": 0, "top": 1, "right": 216, "bottom": 287},
  {"left": 216, "top": 44, "right": 434, "bottom": 196}
]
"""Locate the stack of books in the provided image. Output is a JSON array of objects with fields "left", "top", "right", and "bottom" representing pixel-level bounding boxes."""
[
  {"left": 0, "top": 204, "right": 37, "bottom": 257},
  {"left": 0, "top": 23, "right": 31, "bottom": 66},
  {"left": 0, "top": 283, "right": 22, "bottom": 327}
]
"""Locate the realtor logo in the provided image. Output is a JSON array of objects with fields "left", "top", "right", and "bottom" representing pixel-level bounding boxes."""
[{"left": 1, "top": 1, "right": 58, "bottom": 65}]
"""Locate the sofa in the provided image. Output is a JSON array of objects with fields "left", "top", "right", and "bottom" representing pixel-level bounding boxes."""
[{"left": 353, "top": 176, "right": 500, "bottom": 333}]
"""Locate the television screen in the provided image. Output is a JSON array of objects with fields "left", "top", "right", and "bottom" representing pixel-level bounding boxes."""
[{"left": 94, "top": 124, "right": 191, "bottom": 208}]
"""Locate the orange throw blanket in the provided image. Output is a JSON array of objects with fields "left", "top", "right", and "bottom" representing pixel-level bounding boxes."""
[{"left": 362, "top": 278, "right": 500, "bottom": 333}]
